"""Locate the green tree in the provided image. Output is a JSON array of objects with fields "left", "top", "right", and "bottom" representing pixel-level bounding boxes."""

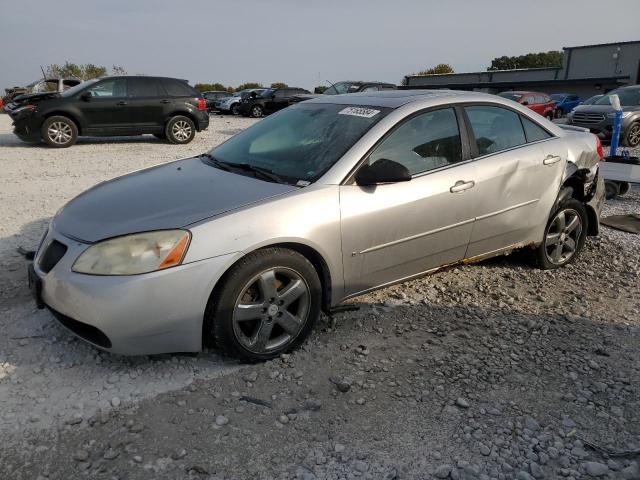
[
  {"left": 235, "top": 82, "right": 263, "bottom": 92},
  {"left": 414, "top": 63, "right": 455, "bottom": 76},
  {"left": 45, "top": 62, "right": 111, "bottom": 80},
  {"left": 487, "top": 51, "right": 563, "bottom": 70},
  {"left": 194, "top": 82, "right": 233, "bottom": 93},
  {"left": 270, "top": 82, "right": 288, "bottom": 89}
]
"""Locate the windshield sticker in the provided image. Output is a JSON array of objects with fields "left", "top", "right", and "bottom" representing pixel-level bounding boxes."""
[{"left": 338, "top": 107, "right": 380, "bottom": 118}]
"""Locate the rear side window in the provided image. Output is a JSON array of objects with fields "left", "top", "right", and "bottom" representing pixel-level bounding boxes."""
[
  {"left": 162, "top": 79, "right": 196, "bottom": 97},
  {"left": 368, "top": 108, "right": 462, "bottom": 176},
  {"left": 524, "top": 95, "right": 535, "bottom": 105},
  {"left": 535, "top": 95, "right": 547, "bottom": 104},
  {"left": 465, "top": 105, "right": 526, "bottom": 156},
  {"left": 128, "top": 78, "right": 164, "bottom": 97},
  {"left": 521, "top": 116, "right": 552, "bottom": 143}
]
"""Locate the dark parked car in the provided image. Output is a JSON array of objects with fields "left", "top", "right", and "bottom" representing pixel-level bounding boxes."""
[
  {"left": 215, "top": 89, "right": 267, "bottom": 115},
  {"left": 567, "top": 85, "right": 640, "bottom": 147},
  {"left": 202, "top": 90, "right": 231, "bottom": 112},
  {"left": 7, "top": 76, "right": 209, "bottom": 147},
  {"left": 238, "top": 87, "right": 310, "bottom": 117},
  {"left": 498, "top": 91, "right": 556, "bottom": 119},
  {"left": 550, "top": 93, "right": 582, "bottom": 117},
  {"left": 289, "top": 80, "right": 397, "bottom": 104}
]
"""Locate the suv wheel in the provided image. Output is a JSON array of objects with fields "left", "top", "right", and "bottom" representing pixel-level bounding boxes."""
[
  {"left": 231, "top": 103, "right": 240, "bottom": 115},
  {"left": 41, "top": 116, "right": 78, "bottom": 148},
  {"left": 534, "top": 198, "right": 587, "bottom": 270},
  {"left": 207, "top": 248, "right": 321, "bottom": 362},
  {"left": 250, "top": 105, "right": 264, "bottom": 118},
  {"left": 625, "top": 122, "right": 640, "bottom": 148},
  {"left": 166, "top": 116, "right": 196, "bottom": 144}
]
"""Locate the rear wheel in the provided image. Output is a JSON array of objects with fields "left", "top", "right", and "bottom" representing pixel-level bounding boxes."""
[
  {"left": 545, "top": 112, "right": 554, "bottom": 121},
  {"left": 604, "top": 181, "right": 620, "bottom": 200},
  {"left": 166, "top": 116, "right": 196, "bottom": 144},
  {"left": 534, "top": 198, "right": 587, "bottom": 270},
  {"left": 207, "top": 248, "right": 321, "bottom": 362},
  {"left": 41, "top": 116, "right": 78, "bottom": 148},
  {"left": 618, "top": 181, "right": 631, "bottom": 196},
  {"left": 230, "top": 103, "right": 240, "bottom": 116}
]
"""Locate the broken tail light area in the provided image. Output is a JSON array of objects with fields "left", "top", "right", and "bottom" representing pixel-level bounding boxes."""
[{"left": 594, "top": 135, "right": 604, "bottom": 160}]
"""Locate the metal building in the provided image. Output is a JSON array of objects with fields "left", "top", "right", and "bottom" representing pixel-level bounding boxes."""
[{"left": 403, "top": 40, "right": 640, "bottom": 98}]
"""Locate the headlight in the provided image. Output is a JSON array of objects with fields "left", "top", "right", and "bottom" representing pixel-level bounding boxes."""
[
  {"left": 72, "top": 230, "right": 191, "bottom": 275},
  {"left": 607, "top": 111, "right": 632, "bottom": 118}
]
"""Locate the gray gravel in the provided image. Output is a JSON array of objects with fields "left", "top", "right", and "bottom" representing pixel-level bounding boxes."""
[{"left": 1, "top": 115, "right": 639, "bottom": 480}]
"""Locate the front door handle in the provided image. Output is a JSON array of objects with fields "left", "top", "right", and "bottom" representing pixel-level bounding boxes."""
[
  {"left": 160, "top": 99, "right": 171, "bottom": 104},
  {"left": 450, "top": 180, "right": 475, "bottom": 193},
  {"left": 543, "top": 154, "right": 561, "bottom": 165},
  {"left": 116, "top": 101, "right": 128, "bottom": 106}
]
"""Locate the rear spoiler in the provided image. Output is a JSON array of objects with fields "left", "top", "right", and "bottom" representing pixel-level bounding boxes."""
[{"left": 557, "top": 124, "right": 590, "bottom": 133}]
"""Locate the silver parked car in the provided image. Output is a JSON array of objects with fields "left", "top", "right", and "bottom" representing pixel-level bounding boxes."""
[{"left": 29, "top": 91, "right": 605, "bottom": 361}]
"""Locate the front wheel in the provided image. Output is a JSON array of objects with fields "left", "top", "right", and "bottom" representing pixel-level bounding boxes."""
[
  {"left": 624, "top": 122, "right": 640, "bottom": 148},
  {"left": 534, "top": 198, "right": 588, "bottom": 270},
  {"left": 166, "top": 116, "right": 196, "bottom": 144},
  {"left": 230, "top": 103, "right": 240, "bottom": 116},
  {"left": 41, "top": 116, "right": 78, "bottom": 148},
  {"left": 250, "top": 105, "right": 264, "bottom": 118},
  {"left": 207, "top": 248, "right": 321, "bottom": 362}
]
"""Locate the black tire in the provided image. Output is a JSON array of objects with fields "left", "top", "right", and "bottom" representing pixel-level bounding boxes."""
[
  {"left": 555, "top": 109, "right": 563, "bottom": 119},
  {"left": 165, "top": 115, "right": 196, "bottom": 144},
  {"left": 624, "top": 122, "right": 640, "bottom": 148},
  {"left": 153, "top": 133, "right": 166, "bottom": 140},
  {"left": 604, "top": 181, "right": 620, "bottom": 200},
  {"left": 230, "top": 103, "right": 240, "bottom": 116},
  {"left": 250, "top": 105, "right": 264, "bottom": 118},
  {"left": 41, "top": 115, "right": 78, "bottom": 148},
  {"left": 534, "top": 198, "right": 588, "bottom": 270},
  {"left": 545, "top": 112, "right": 554, "bottom": 121},
  {"left": 617, "top": 182, "right": 631, "bottom": 196},
  {"left": 206, "top": 248, "right": 321, "bottom": 362}
]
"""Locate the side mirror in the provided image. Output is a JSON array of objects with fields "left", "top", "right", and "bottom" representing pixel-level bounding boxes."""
[
  {"left": 355, "top": 159, "right": 411, "bottom": 186},
  {"left": 522, "top": 101, "right": 529, "bottom": 106},
  {"left": 80, "top": 91, "right": 92, "bottom": 101}
]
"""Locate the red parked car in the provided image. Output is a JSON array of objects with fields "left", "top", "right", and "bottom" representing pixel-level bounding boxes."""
[{"left": 498, "top": 91, "right": 556, "bottom": 120}]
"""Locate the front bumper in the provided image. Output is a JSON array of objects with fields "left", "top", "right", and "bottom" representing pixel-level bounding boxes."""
[
  {"left": 31, "top": 229, "right": 238, "bottom": 355},
  {"left": 569, "top": 117, "right": 634, "bottom": 142}
]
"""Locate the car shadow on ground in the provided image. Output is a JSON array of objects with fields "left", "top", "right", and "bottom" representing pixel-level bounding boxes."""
[{"left": 0, "top": 133, "right": 168, "bottom": 148}]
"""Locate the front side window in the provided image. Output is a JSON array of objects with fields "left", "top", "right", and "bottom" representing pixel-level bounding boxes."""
[
  {"left": 368, "top": 108, "right": 462, "bottom": 176},
  {"left": 86, "top": 79, "right": 127, "bottom": 98},
  {"left": 535, "top": 95, "right": 547, "bottom": 104},
  {"left": 524, "top": 95, "right": 535, "bottom": 105},
  {"left": 465, "top": 105, "right": 526, "bottom": 156},
  {"left": 209, "top": 103, "right": 390, "bottom": 182}
]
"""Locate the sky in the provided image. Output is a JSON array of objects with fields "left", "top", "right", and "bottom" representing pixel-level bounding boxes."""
[{"left": 1, "top": 0, "right": 639, "bottom": 91}]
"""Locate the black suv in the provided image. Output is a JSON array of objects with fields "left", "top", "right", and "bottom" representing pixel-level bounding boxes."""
[
  {"left": 238, "top": 87, "right": 310, "bottom": 117},
  {"left": 7, "top": 76, "right": 209, "bottom": 147}
]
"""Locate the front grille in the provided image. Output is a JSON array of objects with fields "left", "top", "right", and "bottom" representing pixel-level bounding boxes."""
[
  {"left": 48, "top": 307, "right": 112, "bottom": 349},
  {"left": 38, "top": 240, "right": 67, "bottom": 273},
  {"left": 572, "top": 112, "right": 605, "bottom": 124}
]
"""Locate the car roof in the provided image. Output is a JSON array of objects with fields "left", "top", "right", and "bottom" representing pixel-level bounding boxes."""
[{"left": 305, "top": 89, "right": 497, "bottom": 108}]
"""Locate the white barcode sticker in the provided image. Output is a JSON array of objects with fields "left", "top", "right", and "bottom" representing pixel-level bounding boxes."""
[{"left": 338, "top": 107, "right": 380, "bottom": 118}]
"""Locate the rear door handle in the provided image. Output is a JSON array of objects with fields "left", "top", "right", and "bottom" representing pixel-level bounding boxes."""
[
  {"left": 450, "top": 180, "right": 475, "bottom": 193},
  {"left": 116, "top": 101, "right": 128, "bottom": 106},
  {"left": 160, "top": 99, "right": 171, "bottom": 104},
  {"left": 543, "top": 154, "right": 561, "bottom": 165}
]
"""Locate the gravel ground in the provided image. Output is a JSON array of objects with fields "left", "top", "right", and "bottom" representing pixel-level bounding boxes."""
[{"left": 0, "top": 115, "right": 639, "bottom": 479}]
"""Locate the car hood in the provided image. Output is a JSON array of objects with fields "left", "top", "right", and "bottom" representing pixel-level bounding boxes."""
[
  {"left": 12, "top": 91, "right": 60, "bottom": 106},
  {"left": 53, "top": 157, "right": 297, "bottom": 243},
  {"left": 573, "top": 104, "right": 640, "bottom": 114}
]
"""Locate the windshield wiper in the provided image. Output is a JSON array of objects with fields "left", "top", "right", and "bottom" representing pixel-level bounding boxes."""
[
  {"left": 223, "top": 162, "right": 288, "bottom": 184},
  {"left": 199, "top": 153, "right": 232, "bottom": 172}
]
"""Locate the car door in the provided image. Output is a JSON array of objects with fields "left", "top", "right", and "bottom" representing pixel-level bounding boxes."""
[
  {"left": 76, "top": 78, "right": 131, "bottom": 134},
  {"left": 462, "top": 105, "right": 565, "bottom": 257},
  {"left": 340, "top": 107, "right": 478, "bottom": 296},
  {"left": 126, "top": 77, "right": 166, "bottom": 133}
]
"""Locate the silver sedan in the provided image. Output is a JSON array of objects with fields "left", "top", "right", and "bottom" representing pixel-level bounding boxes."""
[{"left": 29, "top": 90, "right": 605, "bottom": 361}]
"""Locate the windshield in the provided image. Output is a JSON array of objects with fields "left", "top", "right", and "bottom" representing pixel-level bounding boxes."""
[
  {"left": 323, "top": 82, "right": 361, "bottom": 95},
  {"left": 208, "top": 103, "right": 390, "bottom": 183},
  {"left": 583, "top": 95, "right": 602, "bottom": 105},
  {"left": 497, "top": 92, "right": 523, "bottom": 101},
  {"left": 61, "top": 79, "right": 95, "bottom": 97},
  {"left": 595, "top": 87, "right": 640, "bottom": 107},
  {"left": 550, "top": 94, "right": 566, "bottom": 102}
]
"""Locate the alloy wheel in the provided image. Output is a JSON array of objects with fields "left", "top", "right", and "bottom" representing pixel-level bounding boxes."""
[
  {"left": 544, "top": 208, "right": 583, "bottom": 265},
  {"left": 629, "top": 124, "right": 640, "bottom": 147},
  {"left": 232, "top": 267, "right": 310, "bottom": 354},
  {"left": 171, "top": 120, "right": 192, "bottom": 141},
  {"left": 47, "top": 122, "right": 73, "bottom": 145}
]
